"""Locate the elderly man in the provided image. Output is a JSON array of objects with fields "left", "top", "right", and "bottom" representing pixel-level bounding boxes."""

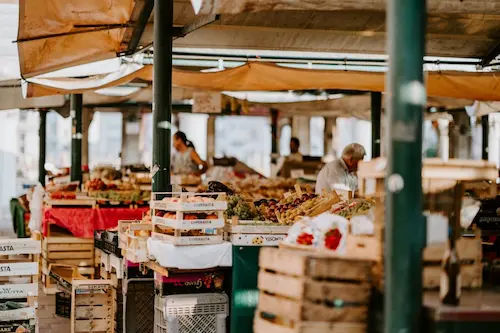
[{"left": 315, "top": 143, "right": 366, "bottom": 194}]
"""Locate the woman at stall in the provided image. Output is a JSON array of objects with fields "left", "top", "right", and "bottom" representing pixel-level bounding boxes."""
[{"left": 172, "top": 131, "right": 208, "bottom": 175}]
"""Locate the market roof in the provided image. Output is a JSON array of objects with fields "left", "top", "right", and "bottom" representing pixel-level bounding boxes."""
[{"left": 14, "top": 0, "right": 500, "bottom": 77}]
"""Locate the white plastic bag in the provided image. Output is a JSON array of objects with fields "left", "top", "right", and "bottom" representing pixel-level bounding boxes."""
[{"left": 28, "top": 183, "right": 45, "bottom": 232}]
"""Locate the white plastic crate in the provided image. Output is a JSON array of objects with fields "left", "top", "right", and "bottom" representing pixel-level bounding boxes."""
[{"left": 154, "top": 293, "right": 228, "bottom": 333}]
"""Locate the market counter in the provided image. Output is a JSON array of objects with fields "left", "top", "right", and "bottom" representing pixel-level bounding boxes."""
[
  {"left": 424, "top": 289, "right": 500, "bottom": 332},
  {"left": 43, "top": 206, "right": 148, "bottom": 238}
]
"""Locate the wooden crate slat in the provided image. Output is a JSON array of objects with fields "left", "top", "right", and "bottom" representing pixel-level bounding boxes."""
[
  {"left": 423, "top": 263, "right": 482, "bottom": 289},
  {"left": 0, "top": 239, "right": 41, "bottom": 255},
  {"left": 258, "top": 270, "right": 370, "bottom": 304},
  {"left": 0, "top": 283, "right": 38, "bottom": 298},
  {"left": 43, "top": 236, "right": 94, "bottom": 245},
  {"left": 47, "top": 243, "right": 94, "bottom": 252},
  {"left": 259, "top": 247, "right": 308, "bottom": 277},
  {"left": 0, "top": 306, "right": 36, "bottom": 321},
  {"left": 258, "top": 292, "right": 367, "bottom": 323},
  {"left": 45, "top": 251, "right": 94, "bottom": 260},
  {"left": 74, "top": 318, "right": 111, "bottom": 332},
  {"left": 254, "top": 315, "right": 367, "bottom": 333},
  {"left": 230, "top": 233, "right": 287, "bottom": 246},
  {"left": 75, "top": 305, "right": 111, "bottom": 319},
  {"left": 424, "top": 237, "right": 481, "bottom": 262},
  {"left": 0, "top": 262, "right": 38, "bottom": 277}
]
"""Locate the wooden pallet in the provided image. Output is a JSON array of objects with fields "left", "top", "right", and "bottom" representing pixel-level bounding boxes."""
[
  {"left": 42, "top": 232, "right": 95, "bottom": 267},
  {"left": 254, "top": 248, "right": 372, "bottom": 333}
]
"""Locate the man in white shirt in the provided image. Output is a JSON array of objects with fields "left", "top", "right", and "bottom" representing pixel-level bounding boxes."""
[
  {"left": 315, "top": 143, "right": 366, "bottom": 194},
  {"left": 288, "top": 137, "right": 303, "bottom": 162}
]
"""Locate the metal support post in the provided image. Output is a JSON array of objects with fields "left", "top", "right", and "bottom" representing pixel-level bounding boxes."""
[
  {"left": 38, "top": 110, "right": 47, "bottom": 186},
  {"left": 482, "top": 115, "right": 489, "bottom": 160},
  {"left": 386, "top": 0, "right": 426, "bottom": 332},
  {"left": 271, "top": 109, "right": 279, "bottom": 163},
  {"left": 371, "top": 92, "right": 382, "bottom": 158},
  {"left": 152, "top": 0, "right": 173, "bottom": 191},
  {"left": 70, "top": 94, "right": 83, "bottom": 183}
]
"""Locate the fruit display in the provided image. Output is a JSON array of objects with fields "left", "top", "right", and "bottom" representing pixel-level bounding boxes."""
[
  {"left": 225, "top": 195, "right": 263, "bottom": 221},
  {"left": 272, "top": 191, "right": 340, "bottom": 225},
  {"left": 85, "top": 178, "right": 151, "bottom": 203},
  {"left": 225, "top": 177, "right": 313, "bottom": 200},
  {"left": 155, "top": 211, "right": 218, "bottom": 220},
  {"left": 330, "top": 198, "right": 375, "bottom": 219}
]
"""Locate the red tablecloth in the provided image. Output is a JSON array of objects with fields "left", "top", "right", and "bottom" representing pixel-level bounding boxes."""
[{"left": 43, "top": 207, "right": 148, "bottom": 238}]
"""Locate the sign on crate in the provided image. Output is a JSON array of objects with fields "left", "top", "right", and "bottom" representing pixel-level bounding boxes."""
[
  {"left": 0, "top": 283, "right": 38, "bottom": 298},
  {"left": 0, "top": 262, "right": 38, "bottom": 277},
  {"left": 0, "top": 239, "right": 40, "bottom": 255}
]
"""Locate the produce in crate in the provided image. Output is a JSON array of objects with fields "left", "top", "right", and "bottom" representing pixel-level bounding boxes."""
[
  {"left": 225, "top": 195, "right": 264, "bottom": 221},
  {"left": 331, "top": 198, "right": 375, "bottom": 219},
  {"left": 275, "top": 191, "right": 340, "bottom": 225}
]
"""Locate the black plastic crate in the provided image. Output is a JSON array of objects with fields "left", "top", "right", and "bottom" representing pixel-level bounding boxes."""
[
  {"left": 102, "top": 231, "right": 122, "bottom": 258},
  {"left": 124, "top": 279, "right": 154, "bottom": 333},
  {"left": 94, "top": 230, "right": 104, "bottom": 251},
  {"left": 55, "top": 292, "right": 71, "bottom": 318}
]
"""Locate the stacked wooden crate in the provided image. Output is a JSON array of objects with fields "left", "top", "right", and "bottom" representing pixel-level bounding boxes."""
[
  {"left": 254, "top": 247, "right": 373, "bottom": 333},
  {"left": 41, "top": 227, "right": 95, "bottom": 294},
  {"left": 0, "top": 237, "right": 40, "bottom": 332},
  {"left": 150, "top": 192, "right": 227, "bottom": 246},
  {"left": 358, "top": 158, "right": 498, "bottom": 290}
]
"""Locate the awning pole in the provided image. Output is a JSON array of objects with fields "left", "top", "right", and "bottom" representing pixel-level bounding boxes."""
[
  {"left": 386, "top": 0, "right": 426, "bottom": 332},
  {"left": 371, "top": 92, "right": 382, "bottom": 158},
  {"left": 152, "top": 0, "right": 173, "bottom": 192},
  {"left": 482, "top": 115, "right": 489, "bottom": 160},
  {"left": 70, "top": 94, "right": 83, "bottom": 183},
  {"left": 38, "top": 110, "right": 47, "bottom": 186},
  {"left": 271, "top": 109, "right": 279, "bottom": 163}
]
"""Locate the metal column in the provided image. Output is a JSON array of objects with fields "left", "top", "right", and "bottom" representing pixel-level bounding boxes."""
[
  {"left": 38, "top": 110, "right": 47, "bottom": 186},
  {"left": 70, "top": 94, "right": 83, "bottom": 183},
  {"left": 386, "top": 0, "right": 426, "bottom": 332},
  {"left": 152, "top": 0, "right": 173, "bottom": 192},
  {"left": 481, "top": 115, "right": 489, "bottom": 160},
  {"left": 371, "top": 92, "right": 382, "bottom": 158},
  {"left": 271, "top": 109, "right": 279, "bottom": 161}
]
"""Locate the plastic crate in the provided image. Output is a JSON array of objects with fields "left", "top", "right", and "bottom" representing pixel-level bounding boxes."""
[
  {"left": 124, "top": 278, "right": 155, "bottom": 333},
  {"left": 55, "top": 292, "right": 71, "bottom": 318},
  {"left": 154, "top": 271, "right": 226, "bottom": 296},
  {"left": 94, "top": 230, "right": 104, "bottom": 251},
  {"left": 154, "top": 293, "right": 228, "bottom": 333}
]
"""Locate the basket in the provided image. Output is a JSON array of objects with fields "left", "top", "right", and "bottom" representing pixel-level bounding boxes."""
[
  {"left": 55, "top": 292, "right": 71, "bottom": 318},
  {"left": 154, "top": 293, "right": 229, "bottom": 333}
]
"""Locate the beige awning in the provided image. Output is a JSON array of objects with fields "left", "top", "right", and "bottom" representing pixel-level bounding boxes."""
[
  {"left": 191, "top": 0, "right": 500, "bottom": 15},
  {"left": 23, "top": 62, "right": 500, "bottom": 101}
]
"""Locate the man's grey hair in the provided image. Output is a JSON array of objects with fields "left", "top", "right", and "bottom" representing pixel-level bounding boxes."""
[{"left": 342, "top": 143, "right": 366, "bottom": 160}]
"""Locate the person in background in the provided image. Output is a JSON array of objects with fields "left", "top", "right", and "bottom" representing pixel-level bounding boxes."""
[
  {"left": 288, "top": 137, "right": 303, "bottom": 162},
  {"left": 172, "top": 131, "right": 208, "bottom": 175},
  {"left": 315, "top": 143, "right": 366, "bottom": 194}
]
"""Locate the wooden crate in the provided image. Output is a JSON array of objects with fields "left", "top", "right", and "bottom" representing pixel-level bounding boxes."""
[
  {"left": 225, "top": 217, "right": 290, "bottom": 246},
  {"left": 423, "top": 229, "right": 482, "bottom": 289},
  {"left": 124, "top": 223, "right": 152, "bottom": 263},
  {"left": 71, "top": 280, "right": 113, "bottom": 333},
  {"left": 0, "top": 238, "right": 40, "bottom": 307},
  {"left": 254, "top": 248, "right": 373, "bottom": 333}
]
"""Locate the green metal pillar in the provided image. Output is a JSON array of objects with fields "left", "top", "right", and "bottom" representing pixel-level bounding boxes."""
[
  {"left": 70, "top": 94, "right": 83, "bottom": 183},
  {"left": 152, "top": 0, "right": 173, "bottom": 192},
  {"left": 38, "top": 110, "right": 47, "bottom": 186},
  {"left": 371, "top": 92, "right": 382, "bottom": 158},
  {"left": 481, "top": 115, "right": 489, "bottom": 160},
  {"left": 386, "top": 0, "right": 426, "bottom": 332}
]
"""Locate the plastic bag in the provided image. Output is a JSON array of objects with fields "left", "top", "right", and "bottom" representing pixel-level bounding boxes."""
[
  {"left": 28, "top": 183, "right": 45, "bottom": 232},
  {"left": 285, "top": 213, "right": 348, "bottom": 254}
]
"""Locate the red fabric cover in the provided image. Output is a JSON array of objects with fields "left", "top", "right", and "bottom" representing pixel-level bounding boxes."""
[{"left": 43, "top": 207, "right": 148, "bottom": 238}]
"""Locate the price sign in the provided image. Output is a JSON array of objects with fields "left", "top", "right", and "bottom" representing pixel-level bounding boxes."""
[{"left": 193, "top": 91, "right": 221, "bottom": 114}]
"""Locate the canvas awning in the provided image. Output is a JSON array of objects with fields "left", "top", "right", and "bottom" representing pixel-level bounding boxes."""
[
  {"left": 22, "top": 62, "right": 500, "bottom": 101},
  {"left": 15, "top": 0, "right": 500, "bottom": 79}
]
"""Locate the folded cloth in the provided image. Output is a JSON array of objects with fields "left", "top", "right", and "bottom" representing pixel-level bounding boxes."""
[{"left": 147, "top": 239, "right": 232, "bottom": 270}]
